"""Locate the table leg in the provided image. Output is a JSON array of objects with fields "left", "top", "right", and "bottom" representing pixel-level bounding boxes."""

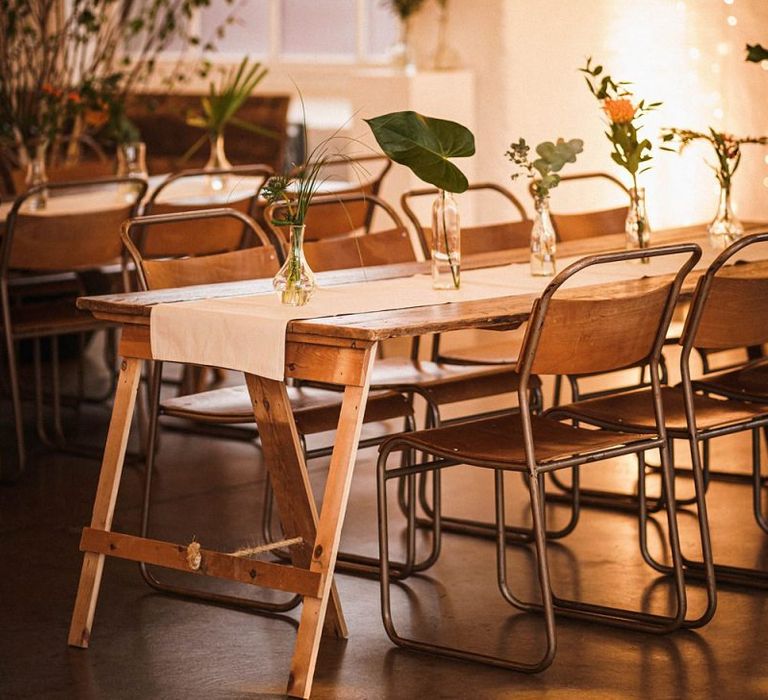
[
  {"left": 245, "top": 375, "right": 347, "bottom": 638},
  {"left": 68, "top": 358, "right": 142, "bottom": 648}
]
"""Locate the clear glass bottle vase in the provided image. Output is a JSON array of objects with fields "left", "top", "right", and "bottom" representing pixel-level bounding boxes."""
[
  {"left": 273, "top": 224, "right": 316, "bottom": 306},
  {"left": 205, "top": 132, "right": 232, "bottom": 192},
  {"left": 431, "top": 189, "right": 461, "bottom": 289},
  {"left": 24, "top": 138, "right": 49, "bottom": 211},
  {"left": 707, "top": 183, "right": 743, "bottom": 249},
  {"left": 625, "top": 187, "right": 651, "bottom": 260},
  {"left": 530, "top": 195, "right": 557, "bottom": 277}
]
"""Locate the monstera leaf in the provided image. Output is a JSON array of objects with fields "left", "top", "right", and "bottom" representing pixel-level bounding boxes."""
[{"left": 365, "top": 111, "right": 475, "bottom": 193}]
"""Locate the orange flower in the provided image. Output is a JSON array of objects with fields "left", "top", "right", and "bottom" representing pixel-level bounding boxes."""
[
  {"left": 84, "top": 109, "right": 108, "bottom": 128},
  {"left": 67, "top": 91, "right": 82, "bottom": 104},
  {"left": 603, "top": 98, "right": 636, "bottom": 124}
]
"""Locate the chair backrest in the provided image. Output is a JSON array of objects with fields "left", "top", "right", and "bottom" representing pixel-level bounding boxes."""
[
  {"left": 517, "top": 244, "right": 701, "bottom": 381},
  {"left": 681, "top": 231, "right": 768, "bottom": 353},
  {"left": 401, "top": 182, "right": 530, "bottom": 258},
  {"left": 539, "top": 172, "right": 629, "bottom": 241},
  {"left": 1, "top": 177, "right": 147, "bottom": 276},
  {"left": 287, "top": 155, "right": 393, "bottom": 241},
  {"left": 140, "top": 164, "right": 273, "bottom": 257},
  {"left": 121, "top": 208, "right": 280, "bottom": 291},
  {"left": 265, "top": 193, "right": 416, "bottom": 272}
]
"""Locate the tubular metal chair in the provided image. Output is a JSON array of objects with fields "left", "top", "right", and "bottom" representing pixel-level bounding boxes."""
[
  {"left": 0, "top": 177, "right": 147, "bottom": 478},
  {"left": 376, "top": 243, "right": 702, "bottom": 671},
  {"left": 550, "top": 232, "right": 768, "bottom": 589},
  {"left": 141, "top": 164, "right": 274, "bottom": 257},
  {"left": 122, "top": 208, "right": 417, "bottom": 609}
]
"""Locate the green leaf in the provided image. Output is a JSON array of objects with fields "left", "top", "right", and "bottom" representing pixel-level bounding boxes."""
[{"left": 364, "top": 110, "right": 475, "bottom": 193}]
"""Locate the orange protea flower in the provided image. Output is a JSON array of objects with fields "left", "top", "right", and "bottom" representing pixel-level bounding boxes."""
[
  {"left": 67, "top": 91, "right": 82, "bottom": 104},
  {"left": 603, "top": 98, "right": 636, "bottom": 124}
]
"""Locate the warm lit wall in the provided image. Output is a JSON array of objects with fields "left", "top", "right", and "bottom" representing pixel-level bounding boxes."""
[{"left": 410, "top": 0, "right": 768, "bottom": 228}]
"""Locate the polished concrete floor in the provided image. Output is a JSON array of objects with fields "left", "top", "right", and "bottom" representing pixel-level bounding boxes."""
[{"left": 2, "top": 354, "right": 768, "bottom": 699}]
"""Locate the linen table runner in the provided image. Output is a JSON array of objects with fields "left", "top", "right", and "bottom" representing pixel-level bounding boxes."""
[{"left": 150, "top": 253, "right": 704, "bottom": 381}]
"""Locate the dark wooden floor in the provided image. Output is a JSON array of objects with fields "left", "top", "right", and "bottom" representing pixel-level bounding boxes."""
[{"left": 2, "top": 352, "right": 768, "bottom": 699}]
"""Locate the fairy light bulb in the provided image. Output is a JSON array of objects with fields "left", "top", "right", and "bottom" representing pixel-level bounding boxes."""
[{"left": 727, "top": 15, "right": 737, "bottom": 26}]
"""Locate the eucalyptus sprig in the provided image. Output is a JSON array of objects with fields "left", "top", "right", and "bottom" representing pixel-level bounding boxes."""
[
  {"left": 506, "top": 137, "right": 584, "bottom": 199},
  {"left": 661, "top": 127, "right": 767, "bottom": 192},
  {"left": 579, "top": 57, "right": 661, "bottom": 192}
]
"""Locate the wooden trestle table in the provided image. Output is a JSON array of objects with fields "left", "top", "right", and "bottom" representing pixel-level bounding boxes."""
[{"left": 67, "top": 224, "right": 767, "bottom": 698}]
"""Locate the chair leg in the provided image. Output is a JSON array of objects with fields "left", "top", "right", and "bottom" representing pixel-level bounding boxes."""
[
  {"left": 753, "top": 428, "right": 768, "bottom": 535},
  {"left": 1, "top": 312, "right": 26, "bottom": 477},
  {"left": 138, "top": 361, "right": 301, "bottom": 614},
  {"left": 377, "top": 451, "right": 556, "bottom": 672}
]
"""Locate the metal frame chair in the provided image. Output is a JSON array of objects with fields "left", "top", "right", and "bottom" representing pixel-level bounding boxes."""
[
  {"left": 0, "top": 177, "right": 147, "bottom": 478},
  {"left": 550, "top": 232, "right": 768, "bottom": 589},
  {"left": 375, "top": 243, "right": 701, "bottom": 671}
]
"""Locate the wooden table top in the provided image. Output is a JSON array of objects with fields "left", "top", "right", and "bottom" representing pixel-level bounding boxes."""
[{"left": 78, "top": 223, "right": 768, "bottom": 342}]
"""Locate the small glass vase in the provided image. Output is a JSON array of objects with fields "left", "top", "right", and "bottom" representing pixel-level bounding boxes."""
[
  {"left": 205, "top": 132, "right": 232, "bottom": 192},
  {"left": 432, "top": 1, "right": 461, "bottom": 70},
  {"left": 708, "top": 183, "right": 744, "bottom": 249},
  {"left": 24, "top": 138, "right": 49, "bottom": 211},
  {"left": 116, "top": 141, "right": 148, "bottom": 179},
  {"left": 273, "top": 224, "right": 316, "bottom": 306},
  {"left": 390, "top": 17, "right": 416, "bottom": 75},
  {"left": 432, "top": 189, "right": 460, "bottom": 290},
  {"left": 625, "top": 187, "right": 651, "bottom": 261},
  {"left": 530, "top": 195, "right": 557, "bottom": 277}
]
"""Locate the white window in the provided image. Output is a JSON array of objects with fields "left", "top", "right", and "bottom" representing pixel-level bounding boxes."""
[{"left": 198, "top": 0, "right": 399, "bottom": 64}]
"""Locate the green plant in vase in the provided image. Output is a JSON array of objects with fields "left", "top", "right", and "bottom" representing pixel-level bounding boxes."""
[
  {"left": 383, "top": 0, "right": 426, "bottom": 72},
  {"left": 365, "top": 110, "right": 475, "bottom": 289},
  {"left": 184, "top": 56, "right": 271, "bottom": 189},
  {"left": 661, "top": 127, "right": 767, "bottom": 246},
  {"left": 506, "top": 137, "right": 584, "bottom": 276},
  {"left": 580, "top": 57, "right": 661, "bottom": 252}
]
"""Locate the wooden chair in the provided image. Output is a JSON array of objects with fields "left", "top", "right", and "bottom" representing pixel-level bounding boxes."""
[
  {"left": 121, "top": 208, "right": 417, "bottom": 606},
  {"left": 538, "top": 172, "right": 629, "bottom": 241},
  {"left": 0, "top": 177, "right": 147, "bottom": 478},
  {"left": 375, "top": 243, "right": 701, "bottom": 671},
  {"left": 140, "top": 164, "right": 274, "bottom": 258},
  {"left": 551, "top": 231, "right": 768, "bottom": 589}
]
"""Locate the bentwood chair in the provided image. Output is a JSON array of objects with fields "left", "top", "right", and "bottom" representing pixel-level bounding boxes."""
[
  {"left": 375, "top": 243, "right": 701, "bottom": 671},
  {"left": 550, "top": 232, "right": 768, "bottom": 589},
  {"left": 121, "top": 208, "right": 416, "bottom": 607},
  {"left": 0, "top": 177, "right": 147, "bottom": 478}
]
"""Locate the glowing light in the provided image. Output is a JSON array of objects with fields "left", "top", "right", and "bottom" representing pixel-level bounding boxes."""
[
  {"left": 762, "top": 60, "right": 768, "bottom": 71},
  {"left": 764, "top": 155, "right": 768, "bottom": 165},
  {"left": 713, "top": 107, "right": 724, "bottom": 119},
  {"left": 727, "top": 15, "right": 737, "bottom": 26},
  {"left": 723, "top": 0, "right": 734, "bottom": 4},
  {"left": 688, "top": 47, "right": 701, "bottom": 60},
  {"left": 763, "top": 177, "right": 768, "bottom": 188},
  {"left": 717, "top": 42, "right": 731, "bottom": 55}
]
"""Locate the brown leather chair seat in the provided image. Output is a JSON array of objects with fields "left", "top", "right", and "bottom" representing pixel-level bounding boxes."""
[
  {"left": 548, "top": 385, "right": 768, "bottom": 435},
  {"left": 383, "top": 412, "right": 653, "bottom": 468}
]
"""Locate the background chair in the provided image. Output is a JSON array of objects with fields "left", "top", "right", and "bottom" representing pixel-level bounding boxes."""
[
  {"left": 0, "top": 177, "right": 147, "bottom": 477},
  {"left": 375, "top": 243, "right": 701, "bottom": 671},
  {"left": 122, "top": 207, "right": 417, "bottom": 605}
]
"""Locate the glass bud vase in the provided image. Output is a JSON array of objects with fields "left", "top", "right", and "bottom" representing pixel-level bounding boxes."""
[
  {"left": 205, "top": 132, "right": 232, "bottom": 192},
  {"left": 390, "top": 17, "right": 416, "bottom": 75},
  {"left": 24, "top": 138, "right": 49, "bottom": 211},
  {"left": 708, "top": 183, "right": 744, "bottom": 249},
  {"left": 431, "top": 189, "right": 460, "bottom": 290},
  {"left": 432, "top": 0, "right": 461, "bottom": 70},
  {"left": 530, "top": 195, "right": 557, "bottom": 276},
  {"left": 273, "top": 225, "right": 316, "bottom": 306},
  {"left": 116, "top": 141, "right": 148, "bottom": 179},
  {"left": 625, "top": 187, "right": 651, "bottom": 261}
]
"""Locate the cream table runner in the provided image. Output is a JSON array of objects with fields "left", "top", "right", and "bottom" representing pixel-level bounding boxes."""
[{"left": 150, "top": 246, "right": 747, "bottom": 381}]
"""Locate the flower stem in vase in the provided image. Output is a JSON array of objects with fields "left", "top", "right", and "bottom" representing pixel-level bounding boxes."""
[
  {"left": 205, "top": 132, "right": 232, "bottom": 192},
  {"left": 708, "top": 183, "right": 744, "bottom": 249},
  {"left": 24, "top": 138, "right": 49, "bottom": 211},
  {"left": 431, "top": 189, "right": 460, "bottom": 289},
  {"left": 625, "top": 186, "right": 651, "bottom": 263},
  {"left": 273, "top": 224, "right": 316, "bottom": 306},
  {"left": 530, "top": 195, "right": 556, "bottom": 276}
]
